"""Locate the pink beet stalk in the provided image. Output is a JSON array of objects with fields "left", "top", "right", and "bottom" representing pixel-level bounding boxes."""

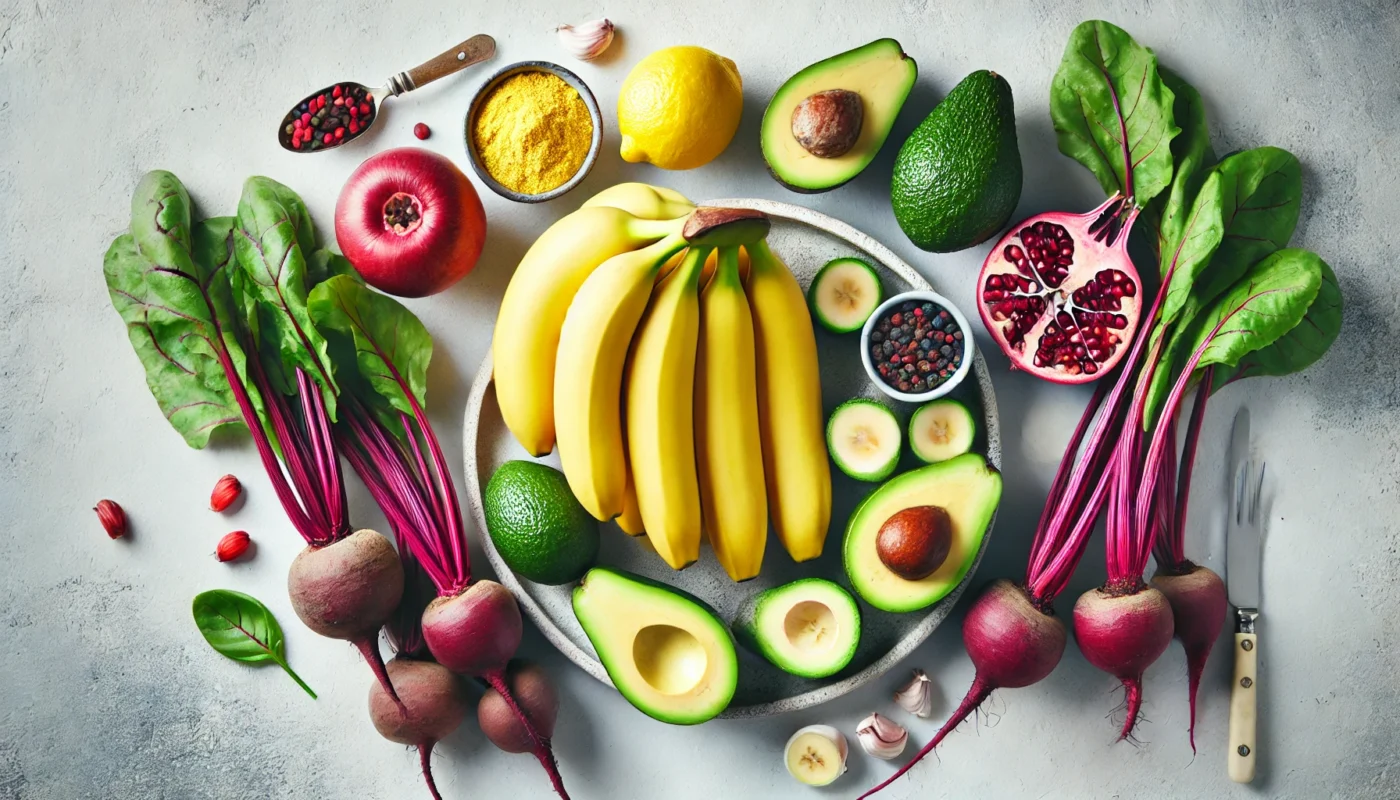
[{"left": 340, "top": 342, "right": 569, "bottom": 799}]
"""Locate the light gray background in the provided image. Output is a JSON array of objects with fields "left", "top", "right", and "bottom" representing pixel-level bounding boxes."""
[{"left": 1, "top": 1, "right": 1395, "bottom": 798}]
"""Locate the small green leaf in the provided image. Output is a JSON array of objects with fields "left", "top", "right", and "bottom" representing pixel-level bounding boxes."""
[
  {"left": 1212, "top": 256, "right": 1342, "bottom": 387},
  {"left": 192, "top": 589, "right": 316, "bottom": 698},
  {"left": 308, "top": 275, "right": 432, "bottom": 417},
  {"left": 1050, "top": 20, "right": 1179, "bottom": 205}
]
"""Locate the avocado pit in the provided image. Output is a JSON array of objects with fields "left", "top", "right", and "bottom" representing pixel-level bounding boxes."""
[
  {"left": 876, "top": 505, "right": 953, "bottom": 581},
  {"left": 791, "top": 89, "right": 864, "bottom": 158}
]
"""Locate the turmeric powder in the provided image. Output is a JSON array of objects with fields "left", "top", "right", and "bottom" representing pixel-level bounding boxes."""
[{"left": 472, "top": 71, "right": 593, "bottom": 195}]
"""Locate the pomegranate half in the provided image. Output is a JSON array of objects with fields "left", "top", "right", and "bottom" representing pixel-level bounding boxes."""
[
  {"left": 335, "top": 147, "right": 487, "bottom": 298},
  {"left": 977, "top": 196, "right": 1142, "bottom": 383}
]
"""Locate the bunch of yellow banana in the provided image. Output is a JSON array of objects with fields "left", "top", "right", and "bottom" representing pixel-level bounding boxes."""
[{"left": 492, "top": 183, "right": 831, "bottom": 578}]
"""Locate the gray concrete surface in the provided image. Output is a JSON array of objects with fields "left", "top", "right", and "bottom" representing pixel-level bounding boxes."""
[{"left": 1, "top": 1, "right": 1396, "bottom": 798}]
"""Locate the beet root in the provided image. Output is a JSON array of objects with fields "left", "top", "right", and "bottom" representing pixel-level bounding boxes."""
[
  {"left": 369, "top": 658, "right": 473, "bottom": 800},
  {"left": 858, "top": 579, "right": 1067, "bottom": 799},
  {"left": 1152, "top": 562, "right": 1227, "bottom": 751},
  {"left": 421, "top": 580, "right": 522, "bottom": 676},
  {"left": 288, "top": 528, "right": 405, "bottom": 711},
  {"left": 1073, "top": 582, "right": 1175, "bottom": 741},
  {"left": 421, "top": 581, "right": 569, "bottom": 799},
  {"left": 479, "top": 660, "right": 559, "bottom": 753}
]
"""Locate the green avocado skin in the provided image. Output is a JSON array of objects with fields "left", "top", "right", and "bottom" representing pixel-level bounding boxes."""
[
  {"left": 891, "top": 70, "right": 1023, "bottom": 253},
  {"left": 484, "top": 460, "right": 599, "bottom": 585}
]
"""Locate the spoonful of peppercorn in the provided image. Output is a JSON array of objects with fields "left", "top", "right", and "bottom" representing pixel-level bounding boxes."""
[{"left": 279, "top": 33, "right": 495, "bottom": 153}]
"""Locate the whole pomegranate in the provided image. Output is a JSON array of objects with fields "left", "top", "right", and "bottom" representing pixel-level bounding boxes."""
[
  {"left": 977, "top": 195, "right": 1142, "bottom": 383},
  {"left": 335, "top": 147, "right": 486, "bottom": 297}
]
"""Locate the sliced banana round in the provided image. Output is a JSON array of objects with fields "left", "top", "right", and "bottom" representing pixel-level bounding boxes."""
[
  {"left": 784, "top": 724, "right": 849, "bottom": 787},
  {"left": 826, "top": 398, "right": 901, "bottom": 482},
  {"left": 808, "top": 257, "right": 883, "bottom": 333},
  {"left": 908, "top": 398, "right": 976, "bottom": 463}
]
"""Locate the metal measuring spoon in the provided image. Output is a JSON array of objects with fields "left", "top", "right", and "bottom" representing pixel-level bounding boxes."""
[{"left": 279, "top": 33, "right": 495, "bottom": 153}]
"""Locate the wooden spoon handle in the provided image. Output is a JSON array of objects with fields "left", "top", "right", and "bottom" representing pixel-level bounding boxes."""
[{"left": 404, "top": 34, "right": 495, "bottom": 91}]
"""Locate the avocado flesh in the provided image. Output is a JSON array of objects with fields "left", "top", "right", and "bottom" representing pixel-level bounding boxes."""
[
  {"left": 734, "top": 578, "right": 861, "bottom": 679},
  {"left": 762, "top": 38, "right": 917, "bottom": 192},
  {"left": 843, "top": 453, "right": 1002, "bottom": 613},
  {"left": 891, "top": 70, "right": 1023, "bottom": 252},
  {"left": 572, "top": 567, "right": 738, "bottom": 725}
]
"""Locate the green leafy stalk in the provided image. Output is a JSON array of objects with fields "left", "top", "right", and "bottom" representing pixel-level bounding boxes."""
[
  {"left": 232, "top": 176, "right": 338, "bottom": 416},
  {"left": 1143, "top": 147, "right": 1304, "bottom": 425},
  {"left": 1211, "top": 259, "right": 1342, "bottom": 388},
  {"left": 192, "top": 589, "right": 316, "bottom": 698},
  {"left": 1141, "top": 68, "right": 1217, "bottom": 263},
  {"left": 104, "top": 175, "right": 259, "bottom": 448},
  {"left": 1050, "top": 19, "right": 1180, "bottom": 206},
  {"left": 308, "top": 275, "right": 431, "bottom": 419}
]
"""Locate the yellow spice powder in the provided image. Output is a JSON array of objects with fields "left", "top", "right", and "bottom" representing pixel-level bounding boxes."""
[{"left": 472, "top": 71, "right": 593, "bottom": 195}]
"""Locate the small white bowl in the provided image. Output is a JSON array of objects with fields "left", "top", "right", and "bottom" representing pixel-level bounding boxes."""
[{"left": 860, "top": 290, "right": 974, "bottom": 403}]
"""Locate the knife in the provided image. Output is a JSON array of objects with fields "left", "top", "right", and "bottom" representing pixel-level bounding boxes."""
[{"left": 1226, "top": 408, "right": 1264, "bottom": 783}]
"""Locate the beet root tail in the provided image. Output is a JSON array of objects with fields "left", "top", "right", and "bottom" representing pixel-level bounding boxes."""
[
  {"left": 355, "top": 636, "right": 407, "bottom": 717},
  {"left": 1185, "top": 647, "right": 1208, "bottom": 753},
  {"left": 1118, "top": 675, "right": 1145, "bottom": 741},
  {"left": 486, "top": 670, "right": 570, "bottom": 799},
  {"left": 417, "top": 741, "right": 443, "bottom": 800},
  {"left": 857, "top": 677, "right": 994, "bottom": 800}
]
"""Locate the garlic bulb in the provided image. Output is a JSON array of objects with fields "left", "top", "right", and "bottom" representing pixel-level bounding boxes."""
[
  {"left": 894, "top": 669, "right": 935, "bottom": 718},
  {"left": 555, "top": 19, "right": 615, "bottom": 62},
  {"left": 856, "top": 713, "right": 908, "bottom": 760}
]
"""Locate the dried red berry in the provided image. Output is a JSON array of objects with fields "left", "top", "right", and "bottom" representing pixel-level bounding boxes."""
[
  {"left": 216, "top": 530, "right": 251, "bottom": 562},
  {"left": 414, "top": 122, "right": 431, "bottom": 140},
  {"left": 210, "top": 474, "right": 242, "bottom": 512},
  {"left": 95, "top": 499, "right": 127, "bottom": 539}
]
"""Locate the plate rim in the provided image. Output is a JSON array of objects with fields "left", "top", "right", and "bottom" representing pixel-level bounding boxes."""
[{"left": 462, "top": 197, "right": 1002, "bottom": 718}]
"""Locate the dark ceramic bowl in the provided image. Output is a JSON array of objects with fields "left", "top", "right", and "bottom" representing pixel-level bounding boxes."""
[{"left": 464, "top": 61, "right": 603, "bottom": 203}]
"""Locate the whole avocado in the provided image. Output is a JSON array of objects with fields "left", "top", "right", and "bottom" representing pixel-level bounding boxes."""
[
  {"left": 891, "top": 70, "right": 1022, "bottom": 253},
  {"left": 484, "top": 460, "right": 599, "bottom": 585}
]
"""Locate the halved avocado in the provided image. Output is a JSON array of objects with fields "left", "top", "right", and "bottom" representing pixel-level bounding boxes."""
[
  {"left": 733, "top": 578, "right": 861, "bottom": 679},
  {"left": 572, "top": 567, "right": 738, "bottom": 725},
  {"left": 843, "top": 454, "right": 1001, "bottom": 613},
  {"left": 762, "top": 39, "right": 918, "bottom": 193}
]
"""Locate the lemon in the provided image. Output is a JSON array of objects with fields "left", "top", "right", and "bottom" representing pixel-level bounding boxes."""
[{"left": 618, "top": 46, "right": 743, "bottom": 170}]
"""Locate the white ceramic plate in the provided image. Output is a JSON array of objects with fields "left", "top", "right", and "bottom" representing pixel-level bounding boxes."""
[{"left": 462, "top": 199, "right": 1001, "bottom": 717}]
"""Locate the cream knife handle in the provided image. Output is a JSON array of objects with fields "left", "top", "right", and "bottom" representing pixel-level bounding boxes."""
[{"left": 1228, "top": 629, "right": 1258, "bottom": 783}]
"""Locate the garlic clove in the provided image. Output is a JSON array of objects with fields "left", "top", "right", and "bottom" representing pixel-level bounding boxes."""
[
  {"left": 857, "top": 713, "right": 908, "bottom": 760},
  {"left": 555, "top": 19, "right": 615, "bottom": 62},
  {"left": 784, "top": 724, "right": 848, "bottom": 786},
  {"left": 894, "top": 668, "right": 935, "bottom": 718}
]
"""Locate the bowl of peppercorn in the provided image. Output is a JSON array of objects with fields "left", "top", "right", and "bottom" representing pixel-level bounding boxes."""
[{"left": 861, "top": 290, "right": 973, "bottom": 403}]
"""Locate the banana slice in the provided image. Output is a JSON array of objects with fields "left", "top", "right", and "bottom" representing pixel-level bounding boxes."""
[
  {"left": 826, "top": 398, "right": 902, "bottom": 482},
  {"left": 808, "top": 257, "right": 883, "bottom": 334},
  {"left": 785, "top": 724, "right": 849, "bottom": 787}
]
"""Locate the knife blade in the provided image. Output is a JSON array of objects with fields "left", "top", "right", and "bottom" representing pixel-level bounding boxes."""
[{"left": 1226, "top": 408, "right": 1260, "bottom": 612}]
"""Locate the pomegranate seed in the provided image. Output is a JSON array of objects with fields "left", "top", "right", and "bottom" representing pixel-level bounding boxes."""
[
  {"left": 216, "top": 531, "right": 251, "bottom": 562},
  {"left": 413, "top": 122, "right": 431, "bottom": 140},
  {"left": 210, "top": 474, "right": 242, "bottom": 512},
  {"left": 94, "top": 499, "right": 127, "bottom": 539},
  {"left": 333, "top": 85, "right": 343, "bottom": 98}
]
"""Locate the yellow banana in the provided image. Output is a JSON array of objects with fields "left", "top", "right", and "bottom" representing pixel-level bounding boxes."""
[
  {"left": 745, "top": 240, "right": 831, "bottom": 562},
  {"left": 555, "top": 235, "right": 688, "bottom": 521},
  {"left": 582, "top": 183, "right": 695, "bottom": 220},
  {"left": 493, "top": 206, "right": 685, "bottom": 456},
  {"left": 617, "top": 470, "right": 646, "bottom": 535},
  {"left": 696, "top": 247, "right": 767, "bottom": 581},
  {"left": 626, "top": 248, "right": 711, "bottom": 569}
]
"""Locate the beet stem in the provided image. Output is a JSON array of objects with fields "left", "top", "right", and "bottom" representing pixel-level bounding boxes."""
[
  {"left": 418, "top": 741, "right": 444, "bottom": 800},
  {"left": 355, "top": 636, "right": 407, "bottom": 717},
  {"left": 485, "top": 671, "right": 569, "bottom": 799},
  {"left": 857, "top": 677, "right": 994, "bottom": 799}
]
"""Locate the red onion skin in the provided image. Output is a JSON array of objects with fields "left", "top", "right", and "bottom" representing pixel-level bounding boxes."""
[{"left": 335, "top": 147, "right": 486, "bottom": 298}]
